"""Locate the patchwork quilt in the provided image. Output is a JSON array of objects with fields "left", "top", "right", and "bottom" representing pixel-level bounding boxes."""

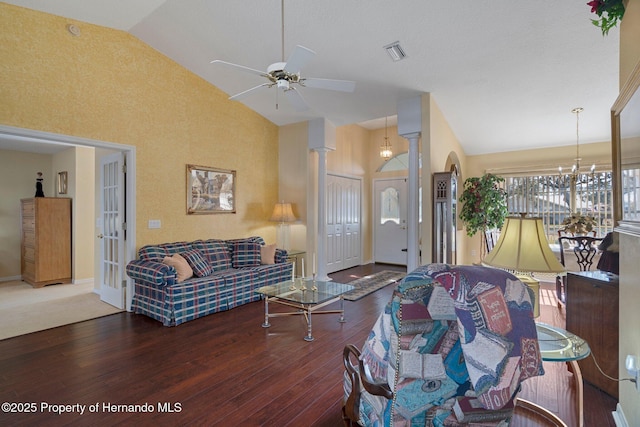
[{"left": 355, "top": 263, "right": 544, "bottom": 426}]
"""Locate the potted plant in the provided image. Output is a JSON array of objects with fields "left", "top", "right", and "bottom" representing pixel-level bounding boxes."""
[
  {"left": 459, "top": 173, "right": 508, "bottom": 259},
  {"left": 561, "top": 213, "right": 598, "bottom": 235}
]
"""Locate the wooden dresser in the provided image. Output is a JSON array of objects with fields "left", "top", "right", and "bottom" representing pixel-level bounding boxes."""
[
  {"left": 20, "top": 197, "right": 72, "bottom": 288},
  {"left": 565, "top": 270, "right": 619, "bottom": 398}
]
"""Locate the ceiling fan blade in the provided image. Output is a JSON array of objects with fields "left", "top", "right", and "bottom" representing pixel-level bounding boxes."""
[
  {"left": 284, "top": 88, "right": 310, "bottom": 111},
  {"left": 229, "top": 83, "right": 271, "bottom": 100},
  {"left": 210, "top": 60, "right": 267, "bottom": 77},
  {"left": 283, "top": 45, "right": 316, "bottom": 74},
  {"left": 302, "top": 78, "right": 356, "bottom": 92}
]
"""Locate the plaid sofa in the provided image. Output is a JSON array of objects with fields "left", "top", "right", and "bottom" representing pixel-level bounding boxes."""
[{"left": 126, "top": 236, "right": 291, "bottom": 326}]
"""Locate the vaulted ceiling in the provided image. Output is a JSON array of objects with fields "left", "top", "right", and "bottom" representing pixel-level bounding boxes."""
[{"left": 4, "top": 0, "right": 620, "bottom": 155}]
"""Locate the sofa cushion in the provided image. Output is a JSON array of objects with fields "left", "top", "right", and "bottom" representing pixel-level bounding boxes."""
[
  {"left": 138, "top": 241, "right": 192, "bottom": 262},
  {"left": 162, "top": 254, "right": 193, "bottom": 282},
  {"left": 232, "top": 241, "right": 261, "bottom": 268},
  {"left": 181, "top": 249, "right": 213, "bottom": 277},
  {"left": 260, "top": 243, "right": 277, "bottom": 265},
  {"left": 193, "top": 239, "right": 232, "bottom": 272}
]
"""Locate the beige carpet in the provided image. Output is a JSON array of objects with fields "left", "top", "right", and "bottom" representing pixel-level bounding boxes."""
[{"left": 0, "top": 280, "right": 123, "bottom": 340}]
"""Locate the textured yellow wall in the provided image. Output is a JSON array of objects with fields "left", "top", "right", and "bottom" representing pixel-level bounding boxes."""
[
  {"left": 277, "top": 122, "right": 309, "bottom": 252},
  {"left": 0, "top": 4, "right": 279, "bottom": 248},
  {"left": 426, "top": 95, "right": 468, "bottom": 264}
]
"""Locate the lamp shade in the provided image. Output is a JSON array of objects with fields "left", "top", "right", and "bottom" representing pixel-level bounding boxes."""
[
  {"left": 269, "top": 202, "right": 296, "bottom": 223},
  {"left": 484, "top": 216, "right": 565, "bottom": 273}
]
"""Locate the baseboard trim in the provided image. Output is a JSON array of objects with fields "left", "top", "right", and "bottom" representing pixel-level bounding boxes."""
[
  {"left": 72, "top": 277, "right": 94, "bottom": 285},
  {"left": 612, "top": 403, "right": 629, "bottom": 427},
  {"left": 0, "top": 275, "right": 22, "bottom": 283}
]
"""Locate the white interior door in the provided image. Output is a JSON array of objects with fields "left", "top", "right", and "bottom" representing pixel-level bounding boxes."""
[
  {"left": 326, "top": 176, "right": 343, "bottom": 273},
  {"left": 326, "top": 174, "right": 361, "bottom": 274},
  {"left": 374, "top": 178, "right": 408, "bottom": 265},
  {"left": 99, "top": 152, "right": 126, "bottom": 309},
  {"left": 342, "top": 177, "right": 361, "bottom": 270}
]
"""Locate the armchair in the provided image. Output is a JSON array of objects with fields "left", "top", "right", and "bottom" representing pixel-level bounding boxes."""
[{"left": 342, "top": 264, "right": 543, "bottom": 427}]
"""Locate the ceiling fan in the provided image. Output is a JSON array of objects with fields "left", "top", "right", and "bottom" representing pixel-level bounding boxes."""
[{"left": 210, "top": 0, "right": 355, "bottom": 111}]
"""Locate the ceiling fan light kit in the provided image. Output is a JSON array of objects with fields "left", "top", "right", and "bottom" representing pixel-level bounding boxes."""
[{"left": 210, "top": 0, "right": 355, "bottom": 111}]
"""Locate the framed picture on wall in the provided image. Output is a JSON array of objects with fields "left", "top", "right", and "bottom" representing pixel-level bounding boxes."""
[
  {"left": 187, "top": 164, "right": 236, "bottom": 214},
  {"left": 58, "top": 171, "right": 68, "bottom": 195}
]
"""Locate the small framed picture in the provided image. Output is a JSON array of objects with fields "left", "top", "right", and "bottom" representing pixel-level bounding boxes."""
[
  {"left": 58, "top": 171, "right": 68, "bottom": 195},
  {"left": 187, "top": 164, "right": 236, "bottom": 214}
]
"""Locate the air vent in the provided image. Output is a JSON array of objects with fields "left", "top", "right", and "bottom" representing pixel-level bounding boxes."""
[{"left": 383, "top": 41, "right": 406, "bottom": 62}]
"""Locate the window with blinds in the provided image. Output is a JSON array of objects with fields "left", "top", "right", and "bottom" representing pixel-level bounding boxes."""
[{"left": 499, "top": 172, "right": 614, "bottom": 243}]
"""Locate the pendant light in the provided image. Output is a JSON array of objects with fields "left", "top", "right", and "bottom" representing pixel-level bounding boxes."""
[{"left": 380, "top": 117, "right": 393, "bottom": 160}]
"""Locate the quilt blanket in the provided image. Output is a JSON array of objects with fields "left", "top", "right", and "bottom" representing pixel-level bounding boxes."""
[{"left": 358, "top": 263, "right": 544, "bottom": 426}]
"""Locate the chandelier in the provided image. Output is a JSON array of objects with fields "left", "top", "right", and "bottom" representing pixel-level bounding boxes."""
[
  {"left": 380, "top": 117, "right": 393, "bottom": 160},
  {"left": 559, "top": 107, "right": 595, "bottom": 177},
  {"left": 558, "top": 107, "right": 596, "bottom": 214}
]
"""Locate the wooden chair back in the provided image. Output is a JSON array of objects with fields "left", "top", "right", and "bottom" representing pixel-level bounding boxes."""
[{"left": 557, "top": 235, "right": 603, "bottom": 272}]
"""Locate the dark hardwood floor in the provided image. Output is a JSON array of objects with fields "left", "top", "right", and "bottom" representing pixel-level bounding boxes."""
[{"left": 0, "top": 264, "right": 617, "bottom": 426}]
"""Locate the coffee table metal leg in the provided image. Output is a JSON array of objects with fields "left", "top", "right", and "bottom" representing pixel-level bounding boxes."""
[
  {"left": 338, "top": 296, "right": 346, "bottom": 323},
  {"left": 262, "top": 297, "right": 270, "bottom": 328},
  {"left": 304, "top": 307, "right": 314, "bottom": 341}
]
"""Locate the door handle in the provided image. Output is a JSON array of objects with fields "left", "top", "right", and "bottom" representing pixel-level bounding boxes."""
[{"left": 97, "top": 234, "right": 104, "bottom": 239}]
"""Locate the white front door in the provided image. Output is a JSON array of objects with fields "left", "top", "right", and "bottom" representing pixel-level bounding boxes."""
[
  {"left": 374, "top": 178, "right": 408, "bottom": 265},
  {"left": 99, "top": 152, "right": 126, "bottom": 309}
]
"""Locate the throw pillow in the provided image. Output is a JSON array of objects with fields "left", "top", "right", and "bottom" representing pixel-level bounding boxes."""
[
  {"left": 181, "top": 249, "right": 214, "bottom": 277},
  {"left": 232, "top": 241, "right": 261, "bottom": 268},
  {"left": 260, "top": 243, "right": 277, "bottom": 265},
  {"left": 162, "top": 254, "right": 193, "bottom": 282},
  {"left": 193, "top": 239, "right": 232, "bottom": 271}
]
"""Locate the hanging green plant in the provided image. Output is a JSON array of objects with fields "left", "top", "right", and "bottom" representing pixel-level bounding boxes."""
[
  {"left": 459, "top": 174, "right": 508, "bottom": 257},
  {"left": 588, "top": 0, "right": 625, "bottom": 36}
]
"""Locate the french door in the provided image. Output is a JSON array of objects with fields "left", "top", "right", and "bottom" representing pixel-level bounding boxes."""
[{"left": 99, "top": 152, "right": 126, "bottom": 309}]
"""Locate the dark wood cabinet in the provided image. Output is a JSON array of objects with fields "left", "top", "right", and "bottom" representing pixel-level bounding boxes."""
[{"left": 565, "top": 271, "right": 619, "bottom": 398}]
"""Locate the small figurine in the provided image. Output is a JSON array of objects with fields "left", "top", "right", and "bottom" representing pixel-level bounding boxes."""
[{"left": 35, "top": 172, "right": 44, "bottom": 197}]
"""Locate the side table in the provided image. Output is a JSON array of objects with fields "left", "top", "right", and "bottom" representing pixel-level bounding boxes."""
[{"left": 516, "top": 322, "right": 590, "bottom": 427}]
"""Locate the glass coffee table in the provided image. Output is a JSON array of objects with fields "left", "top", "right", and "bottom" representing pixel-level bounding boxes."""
[{"left": 256, "top": 279, "right": 354, "bottom": 342}]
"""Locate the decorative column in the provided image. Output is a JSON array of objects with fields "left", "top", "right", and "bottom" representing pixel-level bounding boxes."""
[
  {"left": 315, "top": 148, "right": 329, "bottom": 280},
  {"left": 404, "top": 132, "right": 421, "bottom": 272},
  {"left": 308, "top": 118, "right": 336, "bottom": 281},
  {"left": 397, "top": 96, "right": 423, "bottom": 273}
]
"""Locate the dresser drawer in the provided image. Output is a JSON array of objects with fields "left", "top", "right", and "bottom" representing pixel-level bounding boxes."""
[
  {"left": 22, "top": 218, "right": 35, "bottom": 231},
  {"left": 21, "top": 201, "right": 34, "bottom": 216},
  {"left": 23, "top": 246, "right": 35, "bottom": 262},
  {"left": 22, "top": 261, "right": 35, "bottom": 278},
  {"left": 23, "top": 233, "right": 35, "bottom": 248}
]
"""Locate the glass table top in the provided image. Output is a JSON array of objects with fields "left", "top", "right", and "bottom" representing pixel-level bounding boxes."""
[
  {"left": 256, "top": 279, "right": 354, "bottom": 305},
  {"left": 536, "top": 322, "right": 591, "bottom": 362}
]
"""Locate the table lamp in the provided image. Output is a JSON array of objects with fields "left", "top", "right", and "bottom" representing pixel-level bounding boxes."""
[
  {"left": 270, "top": 201, "right": 296, "bottom": 250},
  {"left": 483, "top": 214, "right": 566, "bottom": 317}
]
